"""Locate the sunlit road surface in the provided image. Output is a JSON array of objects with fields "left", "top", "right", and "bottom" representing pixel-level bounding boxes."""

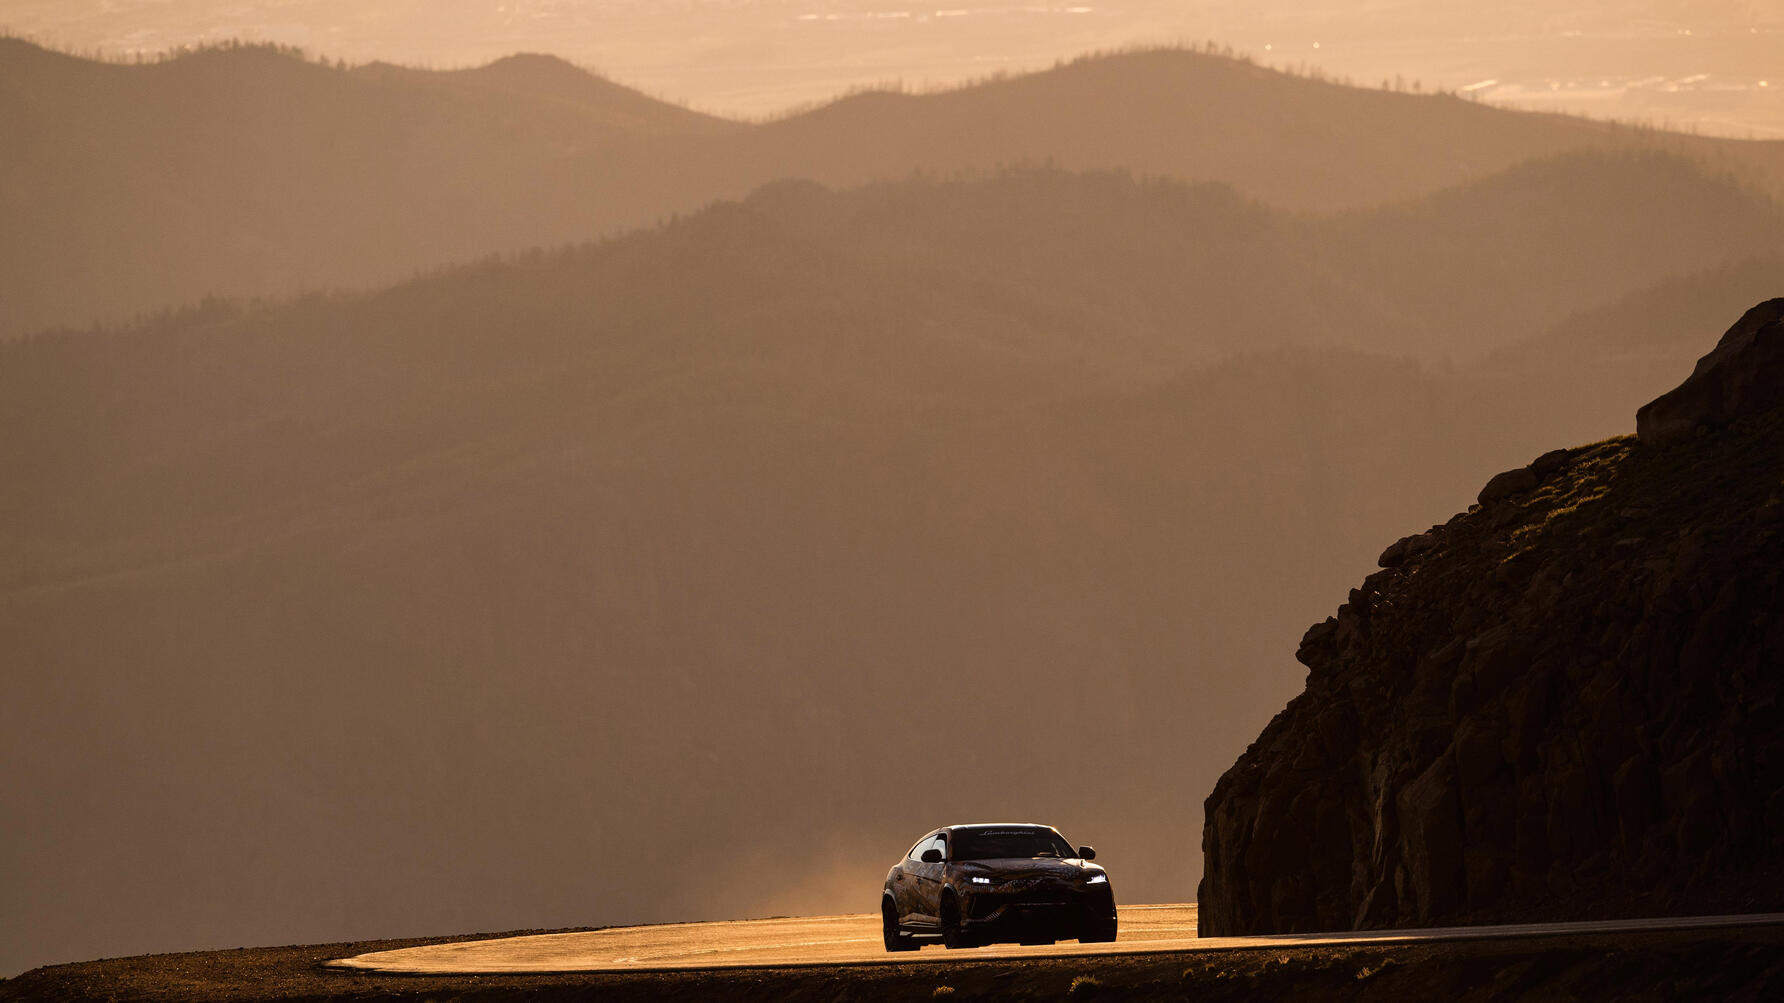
[{"left": 329, "top": 905, "right": 1784, "bottom": 974}]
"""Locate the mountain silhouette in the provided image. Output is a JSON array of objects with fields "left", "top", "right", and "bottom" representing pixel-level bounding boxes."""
[
  {"left": 5, "top": 38, "right": 1783, "bottom": 339},
  {"left": 739, "top": 152, "right": 1782, "bottom": 361},
  {"left": 352, "top": 52, "right": 740, "bottom": 137}
]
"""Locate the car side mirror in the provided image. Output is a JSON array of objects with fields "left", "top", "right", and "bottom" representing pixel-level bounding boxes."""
[
  {"left": 1078, "top": 845, "right": 1096, "bottom": 860},
  {"left": 921, "top": 848, "right": 944, "bottom": 864}
]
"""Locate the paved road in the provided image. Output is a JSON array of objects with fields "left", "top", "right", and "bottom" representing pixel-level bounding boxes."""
[{"left": 328, "top": 905, "right": 1784, "bottom": 974}]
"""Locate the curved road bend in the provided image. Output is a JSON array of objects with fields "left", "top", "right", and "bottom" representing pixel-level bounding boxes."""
[{"left": 329, "top": 905, "right": 1784, "bottom": 974}]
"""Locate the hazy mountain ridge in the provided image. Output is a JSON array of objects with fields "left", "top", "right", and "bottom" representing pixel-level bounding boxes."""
[
  {"left": 1487, "top": 260, "right": 1784, "bottom": 368},
  {"left": 6, "top": 155, "right": 1777, "bottom": 588},
  {"left": 739, "top": 153, "right": 1782, "bottom": 361},
  {"left": 0, "top": 38, "right": 727, "bottom": 340},
  {"left": 5, "top": 38, "right": 1784, "bottom": 340},
  {"left": 350, "top": 52, "right": 741, "bottom": 137},
  {"left": 1314, "top": 150, "right": 1784, "bottom": 356},
  {"left": 2, "top": 154, "right": 1778, "bottom": 973},
  {"left": 747, "top": 47, "right": 1627, "bottom": 204}
]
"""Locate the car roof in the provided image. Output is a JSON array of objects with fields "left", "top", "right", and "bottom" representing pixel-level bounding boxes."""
[{"left": 943, "top": 822, "right": 1058, "bottom": 832}]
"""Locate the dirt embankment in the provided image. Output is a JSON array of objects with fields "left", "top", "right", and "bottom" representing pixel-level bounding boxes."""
[{"left": 4, "top": 924, "right": 1784, "bottom": 1002}]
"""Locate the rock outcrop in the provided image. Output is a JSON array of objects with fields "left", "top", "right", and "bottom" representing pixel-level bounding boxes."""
[
  {"left": 1199, "top": 301, "right": 1784, "bottom": 936},
  {"left": 1637, "top": 298, "right": 1784, "bottom": 447}
]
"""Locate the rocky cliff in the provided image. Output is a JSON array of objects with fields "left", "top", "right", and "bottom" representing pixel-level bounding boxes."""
[{"left": 1198, "top": 300, "right": 1784, "bottom": 935}]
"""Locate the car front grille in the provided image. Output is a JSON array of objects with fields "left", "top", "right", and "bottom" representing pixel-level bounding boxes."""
[{"left": 967, "top": 887, "right": 1074, "bottom": 919}]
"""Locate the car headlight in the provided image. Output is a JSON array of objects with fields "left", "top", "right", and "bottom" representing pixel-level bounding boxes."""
[
  {"left": 1085, "top": 874, "right": 1107, "bottom": 885},
  {"left": 970, "top": 876, "right": 992, "bottom": 885}
]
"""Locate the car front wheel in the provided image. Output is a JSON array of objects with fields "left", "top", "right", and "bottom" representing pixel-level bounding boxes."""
[{"left": 939, "top": 895, "right": 975, "bottom": 949}]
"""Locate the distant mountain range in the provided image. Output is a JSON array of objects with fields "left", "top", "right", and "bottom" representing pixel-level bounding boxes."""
[
  {"left": 2, "top": 152, "right": 1777, "bottom": 974},
  {"left": 4, "top": 37, "right": 1783, "bottom": 339},
  {"left": 742, "top": 152, "right": 1782, "bottom": 361}
]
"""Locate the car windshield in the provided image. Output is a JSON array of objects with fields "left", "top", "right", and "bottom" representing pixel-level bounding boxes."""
[{"left": 952, "top": 828, "right": 1075, "bottom": 861}]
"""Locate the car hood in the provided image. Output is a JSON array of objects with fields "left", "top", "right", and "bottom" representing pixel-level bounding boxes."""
[{"left": 955, "top": 857, "right": 1101, "bottom": 880}]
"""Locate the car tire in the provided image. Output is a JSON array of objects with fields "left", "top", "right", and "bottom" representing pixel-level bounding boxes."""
[
  {"left": 939, "top": 895, "right": 974, "bottom": 949},
  {"left": 883, "top": 898, "right": 918, "bottom": 952}
]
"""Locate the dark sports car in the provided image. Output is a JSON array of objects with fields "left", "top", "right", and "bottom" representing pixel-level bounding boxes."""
[{"left": 881, "top": 822, "right": 1117, "bottom": 950}]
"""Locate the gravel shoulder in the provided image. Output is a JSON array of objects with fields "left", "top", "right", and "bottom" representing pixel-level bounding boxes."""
[{"left": 5, "top": 922, "right": 1783, "bottom": 1001}]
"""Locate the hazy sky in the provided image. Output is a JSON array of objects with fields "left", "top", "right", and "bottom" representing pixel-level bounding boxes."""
[{"left": 3, "top": 1, "right": 1780, "bottom": 132}]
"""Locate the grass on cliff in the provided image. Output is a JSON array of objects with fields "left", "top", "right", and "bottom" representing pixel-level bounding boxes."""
[{"left": 1497, "top": 409, "right": 1782, "bottom": 570}]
